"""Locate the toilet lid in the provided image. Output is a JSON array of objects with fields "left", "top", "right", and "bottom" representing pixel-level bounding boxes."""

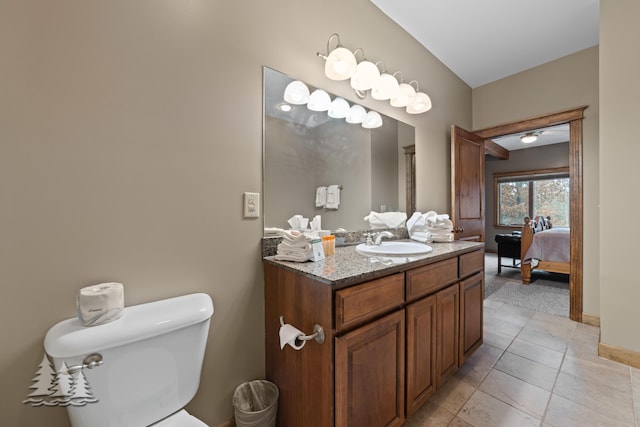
[{"left": 150, "top": 409, "right": 208, "bottom": 427}]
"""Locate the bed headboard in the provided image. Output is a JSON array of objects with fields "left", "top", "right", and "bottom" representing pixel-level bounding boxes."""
[{"left": 524, "top": 216, "right": 552, "bottom": 233}]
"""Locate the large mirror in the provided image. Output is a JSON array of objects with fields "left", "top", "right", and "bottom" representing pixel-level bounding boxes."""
[{"left": 263, "top": 66, "right": 415, "bottom": 233}]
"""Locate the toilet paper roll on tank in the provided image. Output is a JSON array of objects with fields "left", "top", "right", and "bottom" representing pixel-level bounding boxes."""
[{"left": 76, "top": 282, "right": 125, "bottom": 327}]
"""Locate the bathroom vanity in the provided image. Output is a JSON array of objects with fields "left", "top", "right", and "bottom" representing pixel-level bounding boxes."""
[{"left": 263, "top": 241, "right": 484, "bottom": 426}]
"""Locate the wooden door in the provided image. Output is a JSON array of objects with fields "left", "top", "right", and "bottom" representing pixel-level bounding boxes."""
[
  {"left": 406, "top": 294, "right": 437, "bottom": 417},
  {"left": 459, "top": 272, "right": 484, "bottom": 364},
  {"left": 335, "top": 310, "right": 405, "bottom": 427},
  {"left": 451, "top": 125, "right": 485, "bottom": 241},
  {"left": 436, "top": 283, "right": 459, "bottom": 388}
]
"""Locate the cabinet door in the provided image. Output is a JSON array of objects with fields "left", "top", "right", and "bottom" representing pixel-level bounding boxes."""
[
  {"left": 460, "top": 271, "right": 484, "bottom": 364},
  {"left": 335, "top": 310, "right": 405, "bottom": 427},
  {"left": 406, "top": 294, "right": 437, "bottom": 417},
  {"left": 436, "top": 284, "right": 459, "bottom": 388}
]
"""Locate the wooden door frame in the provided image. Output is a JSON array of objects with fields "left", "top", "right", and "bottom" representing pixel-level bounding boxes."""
[{"left": 473, "top": 106, "right": 587, "bottom": 322}]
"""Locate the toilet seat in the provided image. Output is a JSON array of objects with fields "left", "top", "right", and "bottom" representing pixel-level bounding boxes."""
[{"left": 150, "top": 409, "right": 208, "bottom": 427}]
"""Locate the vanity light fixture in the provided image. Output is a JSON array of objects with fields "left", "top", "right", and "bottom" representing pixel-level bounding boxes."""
[
  {"left": 317, "top": 33, "right": 432, "bottom": 114},
  {"left": 345, "top": 104, "right": 367, "bottom": 124},
  {"left": 283, "top": 80, "right": 310, "bottom": 105},
  {"left": 406, "top": 85, "right": 432, "bottom": 114},
  {"left": 520, "top": 132, "right": 538, "bottom": 143},
  {"left": 328, "top": 97, "right": 350, "bottom": 119},
  {"left": 371, "top": 65, "right": 399, "bottom": 101},
  {"left": 362, "top": 111, "right": 383, "bottom": 129},
  {"left": 350, "top": 51, "right": 380, "bottom": 92},
  {"left": 320, "top": 34, "right": 357, "bottom": 81},
  {"left": 390, "top": 77, "right": 417, "bottom": 108},
  {"left": 307, "top": 89, "right": 332, "bottom": 111},
  {"left": 280, "top": 79, "right": 382, "bottom": 128}
]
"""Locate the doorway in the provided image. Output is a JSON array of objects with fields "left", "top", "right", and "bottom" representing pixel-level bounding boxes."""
[{"left": 473, "top": 106, "right": 586, "bottom": 322}]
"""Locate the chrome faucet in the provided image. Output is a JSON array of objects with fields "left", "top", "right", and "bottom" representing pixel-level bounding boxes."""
[{"left": 373, "top": 231, "right": 394, "bottom": 245}]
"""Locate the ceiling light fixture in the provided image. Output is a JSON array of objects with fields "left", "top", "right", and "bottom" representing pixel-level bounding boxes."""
[
  {"left": 317, "top": 33, "right": 432, "bottom": 114},
  {"left": 520, "top": 132, "right": 538, "bottom": 143}
]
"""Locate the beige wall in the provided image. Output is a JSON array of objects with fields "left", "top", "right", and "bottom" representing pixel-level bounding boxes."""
[
  {"left": 0, "top": 1, "right": 471, "bottom": 425},
  {"left": 472, "top": 46, "right": 600, "bottom": 318},
  {"left": 599, "top": 0, "right": 640, "bottom": 353}
]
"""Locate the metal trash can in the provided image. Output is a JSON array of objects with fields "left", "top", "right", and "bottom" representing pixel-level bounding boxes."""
[{"left": 232, "top": 380, "right": 279, "bottom": 427}]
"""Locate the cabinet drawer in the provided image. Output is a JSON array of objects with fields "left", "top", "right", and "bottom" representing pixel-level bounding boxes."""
[
  {"left": 459, "top": 250, "right": 484, "bottom": 278},
  {"left": 335, "top": 273, "right": 404, "bottom": 331},
  {"left": 406, "top": 258, "right": 458, "bottom": 301}
]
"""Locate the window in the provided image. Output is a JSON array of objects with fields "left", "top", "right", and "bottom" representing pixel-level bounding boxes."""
[{"left": 494, "top": 167, "right": 570, "bottom": 227}]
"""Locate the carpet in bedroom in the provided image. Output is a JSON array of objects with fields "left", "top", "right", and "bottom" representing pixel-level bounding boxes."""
[{"left": 484, "top": 253, "right": 569, "bottom": 317}]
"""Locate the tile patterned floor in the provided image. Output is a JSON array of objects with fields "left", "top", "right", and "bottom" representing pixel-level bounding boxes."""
[{"left": 404, "top": 299, "right": 640, "bottom": 427}]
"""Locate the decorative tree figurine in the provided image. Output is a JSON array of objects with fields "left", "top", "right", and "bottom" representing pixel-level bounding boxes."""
[
  {"left": 24, "top": 351, "right": 100, "bottom": 407},
  {"left": 70, "top": 369, "right": 98, "bottom": 405},
  {"left": 48, "top": 362, "right": 74, "bottom": 406},
  {"left": 23, "top": 353, "right": 56, "bottom": 406}
]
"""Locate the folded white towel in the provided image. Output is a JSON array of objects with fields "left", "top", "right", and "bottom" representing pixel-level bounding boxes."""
[
  {"left": 278, "top": 240, "right": 312, "bottom": 251},
  {"left": 274, "top": 250, "right": 312, "bottom": 262},
  {"left": 264, "top": 227, "right": 285, "bottom": 237},
  {"left": 275, "top": 231, "right": 321, "bottom": 262},
  {"left": 315, "top": 187, "right": 327, "bottom": 208},
  {"left": 407, "top": 212, "right": 428, "bottom": 233},
  {"left": 409, "top": 231, "right": 430, "bottom": 243},
  {"left": 425, "top": 211, "right": 453, "bottom": 231},
  {"left": 430, "top": 232, "right": 454, "bottom": 242},
  {"left": 280, "top": 230, "right": 306, "bottom": 242},
  {"left": 364, "top": 211, "right": 408, "bottom": 229},
  {"left": 326, "top": 185, "right": 341, "bottom": 209},
  {"left": 407, "top": 211, "right": 453, "bottom": 242}
]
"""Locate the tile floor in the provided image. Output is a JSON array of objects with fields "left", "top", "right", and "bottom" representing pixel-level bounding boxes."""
[{"left": 405, "top": 299, "right": 640, "bottom": 427}]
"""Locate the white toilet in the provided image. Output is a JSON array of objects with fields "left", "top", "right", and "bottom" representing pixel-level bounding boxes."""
[{"left": 44, "top": 293, "right": 214, "bottom": 427}]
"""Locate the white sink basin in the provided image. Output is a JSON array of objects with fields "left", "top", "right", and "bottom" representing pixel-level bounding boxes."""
[{"left": 356, "top": 241, "right": 433, "bottom": 256}]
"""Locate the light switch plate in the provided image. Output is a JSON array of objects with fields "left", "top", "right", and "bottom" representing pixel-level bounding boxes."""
[{"left": 243, "top": 192, "right": 260, "bottom": 218}]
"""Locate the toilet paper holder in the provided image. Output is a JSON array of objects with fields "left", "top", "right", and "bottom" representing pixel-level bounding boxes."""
[{"left": 279, "top": 316, "right": 325, "bottom": 344}]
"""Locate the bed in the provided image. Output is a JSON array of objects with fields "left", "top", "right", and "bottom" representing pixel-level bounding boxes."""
[{"left": 520, "top": 215, "right": 570, "bottom": 284}]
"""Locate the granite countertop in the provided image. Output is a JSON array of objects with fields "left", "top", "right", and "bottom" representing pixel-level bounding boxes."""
[{"left": 263, "top": 240, "right": 484, "bottom": 287}]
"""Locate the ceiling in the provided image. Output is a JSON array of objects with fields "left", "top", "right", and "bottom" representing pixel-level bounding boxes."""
[{"left": 370, "top": 0, "right": 599, "bottom": 88}]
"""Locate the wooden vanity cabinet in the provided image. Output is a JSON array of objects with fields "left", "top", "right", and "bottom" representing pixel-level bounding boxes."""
[
  {"left": 336, "top": 310, "right": 405, "bottom": 427},
  {"left": 458, "top": 249, "right": 484, "bottom": 363},
  {"left": 264, "top": 247, "right": 483, "bottom": 427}
]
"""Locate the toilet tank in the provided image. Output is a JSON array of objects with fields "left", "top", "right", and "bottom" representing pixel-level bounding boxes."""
[{"left": 44, "top": 293, "right": 214, "bottom": 427}]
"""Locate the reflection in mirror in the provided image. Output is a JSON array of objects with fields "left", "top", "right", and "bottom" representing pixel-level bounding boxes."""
[{"left": 263, "top": 67, "right": 415, "bottom": 233}]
